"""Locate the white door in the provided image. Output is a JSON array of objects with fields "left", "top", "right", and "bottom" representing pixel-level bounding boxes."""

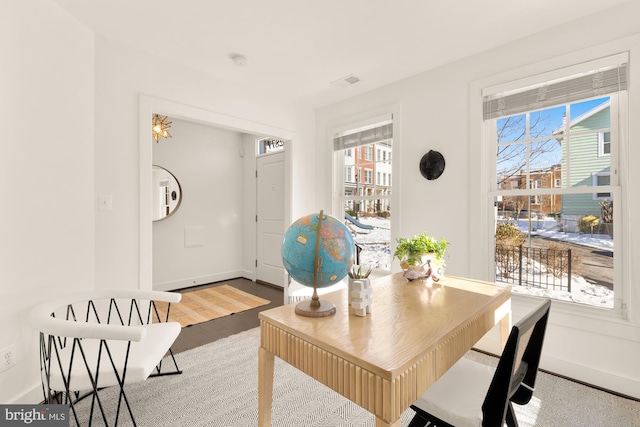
[{"left": 256, "top": 151, "right": 285, "bottom": 287}]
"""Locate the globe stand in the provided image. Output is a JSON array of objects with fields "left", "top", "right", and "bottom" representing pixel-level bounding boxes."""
[
  {"left": 295, "top": 210, "right": 337, "bottom": 318},
  {"left": 294, "top": 296, "right": 336, "bottom": 318}
]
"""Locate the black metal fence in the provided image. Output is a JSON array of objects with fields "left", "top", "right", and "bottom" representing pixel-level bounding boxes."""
[{"left": 495, "top": 244, "right": 572, "bottom": 292}]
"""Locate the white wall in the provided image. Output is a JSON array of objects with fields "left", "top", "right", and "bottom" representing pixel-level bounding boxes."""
[
  {"left": 315, "top": 1, "right": 640, "bottom": 398},
  {"left": 1, "top": 0, "right": 95, "bottom": 403},
  {"left": 152, "top": 118, "right": 247, "bottom": 290},
  {"left": 2, "top": 0, "right": 317, "bottom": 404},
  {"left": 93, "top": 35, "right": 312, "bottom": 292}
]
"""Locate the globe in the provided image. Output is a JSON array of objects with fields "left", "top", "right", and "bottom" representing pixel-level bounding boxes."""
[{"left": 282, "top": 212, "right": 355, "bottom": 289}]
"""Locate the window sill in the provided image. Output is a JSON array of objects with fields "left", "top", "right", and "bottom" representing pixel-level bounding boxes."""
[{"left": 511, "top": 292, "right": 638, "bottom": 342}]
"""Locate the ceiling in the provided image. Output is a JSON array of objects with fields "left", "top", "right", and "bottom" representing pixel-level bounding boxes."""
[{"left": 52, "top": 0, "right": 631, "bottom": 108}]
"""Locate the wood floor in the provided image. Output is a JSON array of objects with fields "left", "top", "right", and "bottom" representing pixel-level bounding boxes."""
[{"left": 170, "top": 277, "right": 284, "bottom": 354}]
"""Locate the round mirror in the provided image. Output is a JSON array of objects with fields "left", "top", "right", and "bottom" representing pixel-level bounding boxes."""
[{"left": 152, "top": 165, "right": 182, "bottom": 221}]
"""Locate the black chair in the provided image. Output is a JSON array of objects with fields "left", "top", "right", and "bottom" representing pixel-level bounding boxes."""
[{"left": 408, "top": 298, "right": 551, "bottom": 427}]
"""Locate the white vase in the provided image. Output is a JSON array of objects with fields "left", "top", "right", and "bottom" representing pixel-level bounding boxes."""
[{"left": 348, "top": 277, "right": 370, "bottom": 305}]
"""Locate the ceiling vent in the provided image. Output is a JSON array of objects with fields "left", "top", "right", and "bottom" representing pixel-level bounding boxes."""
[
  {"left": 344, "top": 75, "right": 360, "bottom": 84},
  {"left": 331, "top": 73, "right": 360, "bottom": 86}
]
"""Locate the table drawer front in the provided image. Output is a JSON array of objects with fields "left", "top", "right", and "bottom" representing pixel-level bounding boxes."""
[
  {"left": 260, "top": 321, "right": 438, "bottom": 422},
  {"left": 434, "top": 306, "right": 500, "bottom": 378}
]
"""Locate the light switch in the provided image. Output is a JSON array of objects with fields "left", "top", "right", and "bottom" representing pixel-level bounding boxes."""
[{"left": 99, "top": 194, "right": 113, "bottom": 211}]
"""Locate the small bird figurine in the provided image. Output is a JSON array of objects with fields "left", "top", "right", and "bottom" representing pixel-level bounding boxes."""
[
  {"left": 403, "top": 259, "right": 435, "bottom": 281},
  {"left": 403, "top": 269, "right": 428, "bottom": 281}
]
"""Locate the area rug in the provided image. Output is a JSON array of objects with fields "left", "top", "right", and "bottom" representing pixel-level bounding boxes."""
[
  {"left": 156, "top": 285, "right": 270, "bottom": 327},
  {"left": 74, "top": 327, "right": 640, "bottom": 427}
]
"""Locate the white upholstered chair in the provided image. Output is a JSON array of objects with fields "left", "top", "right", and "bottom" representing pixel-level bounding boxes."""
[
  {"left": 408, "top": 298, "right": 551, "bottom": 427},
  {"left": 29, "top": 289, "right": 183, "bottom": 426}
]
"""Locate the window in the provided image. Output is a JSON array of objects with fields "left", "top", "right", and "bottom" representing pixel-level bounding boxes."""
[
  {"left": 485, "top": 58, "right": 626, "bottom": 310},
  {"left": 599, "top": 131, "right": 611, "bottom": 156},
  {"left": 334, "top": 118, "right": 393, "bottom": 271},
  {"left": 257, "top": 137, "right": 285, "bottom": 154},
  {"left": 593, "top": 172, "right": 611, "bottom": 199},
  {"left": 344, "top": 166, "right": 353, "bottom": 183}
]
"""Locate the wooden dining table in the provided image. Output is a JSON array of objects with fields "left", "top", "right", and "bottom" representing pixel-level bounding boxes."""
[{"left": 258, "top": 273, "right": 512, "bottom": 426}]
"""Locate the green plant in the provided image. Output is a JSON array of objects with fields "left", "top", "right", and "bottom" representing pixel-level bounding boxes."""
[{"left": 393, "top": 232, "right": 449, "bottom": 268}]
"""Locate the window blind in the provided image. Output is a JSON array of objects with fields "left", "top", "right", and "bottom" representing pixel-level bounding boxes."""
[
  {"left": 483, "top": 63, "right": 627, "bottom": 120},
  {"left": 333, "top": 120, "right": 393, "bottom": 151}
]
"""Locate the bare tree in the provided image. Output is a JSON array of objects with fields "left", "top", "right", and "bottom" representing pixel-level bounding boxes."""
[{"left": 496, "top": 113, "right": 561, "bottom": 186}]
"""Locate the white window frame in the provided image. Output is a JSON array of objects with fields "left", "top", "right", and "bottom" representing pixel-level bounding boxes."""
[
  {"left": 329, "top": 107, "right": 399, "bottom": 272},
  {"left": 364, "top": 169, "right": 372, "bottom": 184},
  {"left": 345, "top": 166, "right": 353, "bottom": 183},
  {"left": 592, "top": 172, "right": 611, "bottom": 200},
  {"left": 488, "top": 97, "right": 622, "bottom": 311},
  {"left": 470, "top": 50, "right": 631, "bottom": 324},
  {"left": 599, "top": 131, "right": 611, "bottom": 156},
  {"left": 364, "top": 146, "right": 372, "bottom": 161},
  {"left": 257, "top": 137, "right": 285, "bottom": 155}
]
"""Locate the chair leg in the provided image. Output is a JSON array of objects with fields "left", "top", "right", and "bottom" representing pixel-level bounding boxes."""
[
  {"left": 506, "top": 402, "right": 520, "bottom": 427},
  {"left": 150, "top": 348, "right": 182, "bottom": 377},
  {"left": 407, "top": 412, "right": 429, "bottom": 427},
  {"left": 408, "top": 405, "right": 456, "bottom": 427}
]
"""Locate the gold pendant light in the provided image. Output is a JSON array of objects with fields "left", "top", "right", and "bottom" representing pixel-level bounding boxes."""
[{"left": 152, "top": 114, "right": 172, "bottom": 142}]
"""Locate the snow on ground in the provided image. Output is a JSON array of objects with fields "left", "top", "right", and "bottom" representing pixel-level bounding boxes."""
[
  {"left": 500, "top": 217, "right": 614, "bottom": 308},
  {"left": 503, "top": 216, "right": 613, "bottom": 252},
  {"left": 347, "top": 216, "right": 392, "bottom": 270},
  {"left": 349, "top": 215, "right": 615, "bottom": 308}
]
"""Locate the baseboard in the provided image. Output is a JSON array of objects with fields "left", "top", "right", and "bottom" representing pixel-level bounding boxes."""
[
  {"left": 471, "top": 325, "right": 640, "bottom": 400},
  {"left": 9, "top": 383, "right": 42, "bottom": 404},
  {"left": 153, "top": 271, "right": 245, "bottom": 291},
  {"left": 239, "top": 269, "right": 255, "bottom": 282},
  {"left": 541, "top": 354, "right": 640, "bottom": 400}
]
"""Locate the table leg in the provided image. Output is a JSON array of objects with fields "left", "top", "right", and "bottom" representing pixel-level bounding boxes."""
[
  {"left": 258, "top": 346, "right": 275, "bottom": 427},
  {"left": 499, "top": 310, "right": 512, "bottom": 349}
]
